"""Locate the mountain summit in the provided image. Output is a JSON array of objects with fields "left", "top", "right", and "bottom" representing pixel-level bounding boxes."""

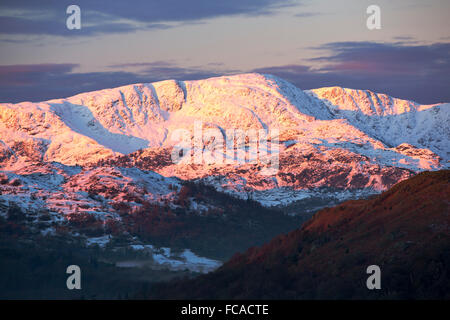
[{"left": 0, "top": 73, "right": 448, "bottom": 213}]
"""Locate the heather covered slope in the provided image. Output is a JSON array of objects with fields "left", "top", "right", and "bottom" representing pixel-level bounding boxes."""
[{"left": 144, "top": 170, "right": 450, "bottom": 299}]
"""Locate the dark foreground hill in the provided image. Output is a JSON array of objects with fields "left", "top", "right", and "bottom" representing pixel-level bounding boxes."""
[{"left": 142, "top": 170, "right": 450, "bottom": 299}]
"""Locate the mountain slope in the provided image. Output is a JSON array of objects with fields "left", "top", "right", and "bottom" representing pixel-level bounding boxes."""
[
  {"left": 1, "top": 73, "right": 447, "bottom": 165},
  {"left": 0, "top": 73, "right": 448, "bottom": 210},
  {"left": 144, "top": 170, "right": 450, "bottom": 299},
  {"left": 308, "top": 87, "right": 449, "bottom": 160}
]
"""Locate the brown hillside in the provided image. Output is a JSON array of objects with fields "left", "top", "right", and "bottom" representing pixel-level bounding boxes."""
[{"left": 144, "top": 170, "right": 450, "bottom": 299}]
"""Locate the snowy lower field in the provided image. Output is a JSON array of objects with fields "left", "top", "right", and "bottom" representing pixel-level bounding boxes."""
[{"left": 85, "top": 235, "right": 221, "bottom": 273}]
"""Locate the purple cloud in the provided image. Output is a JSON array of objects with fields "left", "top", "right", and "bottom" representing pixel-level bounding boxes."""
[
  {"left": 253, "top": 42, "right": 450, "bottom": 104},
  {"left": 0, "top": 0, "right": 295, "bottom": 37},
  {"left": 1, "top": 42, "right": 449, "bottom": 104},
  {"left": 0, "top": 62, "right": 219, "bottom": 103}
]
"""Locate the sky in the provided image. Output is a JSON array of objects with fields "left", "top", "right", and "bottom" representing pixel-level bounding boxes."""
[{"left": 0, "top": 0, "right": 449, "bottom": 104}]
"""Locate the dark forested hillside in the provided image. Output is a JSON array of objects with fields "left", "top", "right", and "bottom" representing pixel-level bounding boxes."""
[{"left": 143, "top": 170, "right": 450, "bottom": 299}]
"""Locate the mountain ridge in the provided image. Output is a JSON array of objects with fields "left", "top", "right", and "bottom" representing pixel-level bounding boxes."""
[{"left": 0, "top": 73, "right": 448, "bottom": 213}]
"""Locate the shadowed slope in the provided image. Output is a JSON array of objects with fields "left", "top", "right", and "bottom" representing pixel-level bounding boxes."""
[{"left": 144, "top": 170, "right": 450, "bottom": 299}]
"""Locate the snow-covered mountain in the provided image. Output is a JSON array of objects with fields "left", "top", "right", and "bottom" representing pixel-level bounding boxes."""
[
  {"left": 308, "top": 86, "right": 449, "bottom": 160},
  {"left": 0, "top": 73, "right": 448, "bottom": 215}
]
